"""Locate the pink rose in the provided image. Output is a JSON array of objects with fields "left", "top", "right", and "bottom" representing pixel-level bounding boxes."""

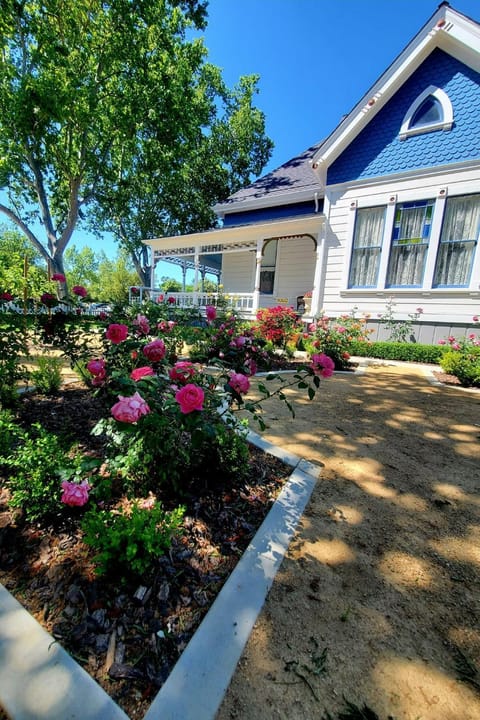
[
  {"left": 61, "top": 480, "right": 90, "bottom": 507},
  {"left": 438, "top": 339, "right": 446, "bottom": 345},
  {"left": 205, "top": 305, "right": 217, "bottom": 322},
  {"left": 169, "top": 361, "right": 196, "bottom": 384},
  {"left": 105, "top": 323, "right": 128, "bottom": 344},
  {"left": 111, "top": 392, "right": 150, "bottom": 423},
  {"left": 168, "top": 296, "right": 176, "bottom": 304},
  {"left": 228, "top": 372, "right": 250, "bottom": 395},
  {"left": 310, "top": 353, "right": 335, "bottom": 378},
  {"left": 133, "top": 314, "right": 150, "bottom": 335},
  {"left": 86, "top": 358, "right": 106, "bottom": 377},
  {"left": 51, "top": 273, "right": 66, "bottom": 282},
  {"left": 0, "top": 292, "right": 13, "bottom": 301},
  {"left": 175, "top": 384, "right": 204, "bottom": 414},
  {"left": 72, "top": 285, "right": 87, "bottom": 297},
  {"left": 244, "top": 358, "right": 257, "bottom": 376},
  {"left": 143, "top": 338, "right": 166, "bottom": 362},
  {"left": 130, "top": 366, "right": 155, "bottom": 381},
  {"left": 473, "top": 316, "right": 479, "bottom": 323}
]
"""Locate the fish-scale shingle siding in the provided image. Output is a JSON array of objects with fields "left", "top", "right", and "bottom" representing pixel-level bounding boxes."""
[{"left": 327, "top": 48, "right": 480, "bottom": 185}]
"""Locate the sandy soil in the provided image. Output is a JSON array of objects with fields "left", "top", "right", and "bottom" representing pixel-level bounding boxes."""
[{"left": 217, "top": 362, "right": 480, "bottom": 720}]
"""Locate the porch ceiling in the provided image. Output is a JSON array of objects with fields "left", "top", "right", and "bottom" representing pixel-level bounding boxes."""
[{"left": 143, "top": 213, "right": 324, "bottom": 253}]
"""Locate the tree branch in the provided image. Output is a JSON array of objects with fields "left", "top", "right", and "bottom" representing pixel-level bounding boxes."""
[{"left": 0, "top": 203, "right": 50, "bottom": 263}]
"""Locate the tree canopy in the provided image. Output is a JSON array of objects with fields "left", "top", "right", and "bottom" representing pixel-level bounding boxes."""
[{"left": 0, "top": 0, "right": 273, "bottom": 290}]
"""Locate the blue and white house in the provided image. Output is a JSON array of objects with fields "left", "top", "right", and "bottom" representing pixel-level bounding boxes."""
[{"left": 144, "top": 3, "right": 480, "bottom": 341}]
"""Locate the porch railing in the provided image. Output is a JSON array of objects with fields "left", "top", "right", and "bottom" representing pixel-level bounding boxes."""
[{"left": 129, "top": 288, "right": 255, "bottom": 315}]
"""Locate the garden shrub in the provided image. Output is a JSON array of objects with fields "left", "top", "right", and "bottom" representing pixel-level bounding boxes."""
[
  {"left": 81, "top": 499, "right": 186, "bottom": 578},
  {"left": 349, "top": 341, "right": 447, "bottom": 364},
  {"left": 438, "top": 332, "right": 480, "bottom": 387},
  {"left": 255, "top": 306, "right": 302, "bottom": 351},
  {"left": 6, "top": 424, "right": 78, "bottom": 521},
  {"left": 304, "top": 313, "right": 373, "bottom": 369},
  {"left": 0, "top": 314, "right": 29, "bottom": 408}
]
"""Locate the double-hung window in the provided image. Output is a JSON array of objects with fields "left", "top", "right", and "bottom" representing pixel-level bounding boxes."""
[
  {"left": 386, "top": 200, "right": 434, "bottom": 287},
  {"left": 433, "top": 194, "right": 480, "bottom": 287},
  {"left": 348, "top": 206, "right": 385, "bottom": 288}
]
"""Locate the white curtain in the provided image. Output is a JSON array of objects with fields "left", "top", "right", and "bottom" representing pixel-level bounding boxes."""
[
  {"left": 349, "top": 207, "right": 385, "bottom": 287},
  {"left": 433, "top": 194, "right": 480, "bottom": 286},
  {"left": 387, "top": 205, "right": 431, "bottom": 286}
]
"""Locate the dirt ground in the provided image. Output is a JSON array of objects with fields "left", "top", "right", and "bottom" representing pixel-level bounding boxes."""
[{"left": 217, "top": 361, "right": 480, "bottom": 720}]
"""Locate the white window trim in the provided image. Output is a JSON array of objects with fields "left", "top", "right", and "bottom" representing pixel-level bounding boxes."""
[
  {"left": 399, "top": 86, "right": 453, "bottom": 140},
  {"left": 344, "top": 187, "right": 479, "bottom": 293}
]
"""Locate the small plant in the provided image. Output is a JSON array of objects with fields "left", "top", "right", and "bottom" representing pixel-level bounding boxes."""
[
  {"left": 378, "top": 298, "right": 423, "bottom": 343},
  {"left": 30, "top": 354, "right": 64, "bottom": 394},
  {"left": 81, "top": 499, "right": 185, "bottom": 577},
  {"left": 6, "top": 424, "right": 77, "bottom": 521}
]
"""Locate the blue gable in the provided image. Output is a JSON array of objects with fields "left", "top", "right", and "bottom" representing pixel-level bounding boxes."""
[{"left": 327, "top": 49, "right": 480, "bottom": 185}]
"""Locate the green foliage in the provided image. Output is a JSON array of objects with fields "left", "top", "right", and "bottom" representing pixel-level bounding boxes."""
[
  {"left": 0, "top": 409, "right": 22, "bottom": 461},
  {"left": 5, "top": 424, "right": 75, "bottom": 521},
  {"left": 33, "top": 313, "right": 103, "bottom": 381},
  {"left": 0, "top": 0, "right": 272, "bottom": 287},
  {"left": 30, "top": 354, "right": 64, "bottom": 395},
  {"left": 349, "top": 340, "right": 447, "bottom": 364},
  {"left": 0, "top": 226, "right": 49, "bottom": 298},
  {"left": 81, "top": 500, "right": 185, "bottom": 578},
  {"left": 0, "top": 313, "right": 29, "bottom": 408},
  {"left": 440, "top": 347, "right": 480, "bottom": 387}
]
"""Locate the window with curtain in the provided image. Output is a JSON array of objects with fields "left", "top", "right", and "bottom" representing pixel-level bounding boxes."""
[
  {"left": 260, "top": 239, "right": 277, "bottom": 294},
  {"left": 433, "top": 194, "right": 480, "bottom": 287},
  {"left": 386, "top": 200, "right": 435, "bottom": 287},
  {"left": 348, "top": 206, "right": 385, "bottom": 287}
]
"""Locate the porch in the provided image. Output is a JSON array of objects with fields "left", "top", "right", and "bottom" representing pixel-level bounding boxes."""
[{"left": 128, "top": 287, "right": 312, "bottom": 320}]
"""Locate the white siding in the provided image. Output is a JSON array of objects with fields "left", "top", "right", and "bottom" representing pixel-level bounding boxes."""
[
  {"left": 274, "top": 236, "right": 316, "bottom": 307},
  {"left": 221, "top": 251, "right": 255, "bottom": 293},
  {"left": 322, "top": 167, "right": 480, "bottom": 324}
]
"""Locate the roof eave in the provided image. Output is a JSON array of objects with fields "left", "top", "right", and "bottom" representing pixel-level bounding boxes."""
[{"left": 213, "top": 185, "right": 321, "bottom": 219}]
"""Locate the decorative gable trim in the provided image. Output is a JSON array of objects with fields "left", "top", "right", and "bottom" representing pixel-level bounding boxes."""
[
  {"left": 399, "top": 85, "right": 453, "bottom": 139},
  {"left": 311, "top": 5, "right": 480, "bottom": 185}
]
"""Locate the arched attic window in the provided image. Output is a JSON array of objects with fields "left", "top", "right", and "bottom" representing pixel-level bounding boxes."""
[{"left": 399, "top": 85, "right": 453, "bottom": 140}]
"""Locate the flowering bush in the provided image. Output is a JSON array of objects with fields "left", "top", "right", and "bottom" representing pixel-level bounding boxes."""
[
  {"left": 255, "top": 306, "right": 302, "bottom": 350},
  {"left": 438, "top": 325, "right": 480, "bottom": 387},
  {"left": 188, "top": 311, "right": 271, "bottom": 373},
  {"left": 304, "top": 312, "right": 372, "bottom": 370}
]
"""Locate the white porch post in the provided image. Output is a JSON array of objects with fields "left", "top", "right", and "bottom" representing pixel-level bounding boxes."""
[
  {"left": 311, "top": 231, "right": 325, "bottom": 318},
  {"left": 181, "top": 262, "right": 187, "bottom": 291},
  {"left": 194, "top": 246, "right": 200, "bottom": 304},
  {"left": 252, "top": 238, "right": 263, "bottom": 313},
  {"left": 150, "top": 245, "right": 155, "bottom": 290}
]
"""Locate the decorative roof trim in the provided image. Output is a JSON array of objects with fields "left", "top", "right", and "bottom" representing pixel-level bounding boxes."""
[
  {"left": 311, "top": 5, "right": 480, "bottom": 177},
  {"left": 143, "top": 214, "right": 325, "bottom": 253}
]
